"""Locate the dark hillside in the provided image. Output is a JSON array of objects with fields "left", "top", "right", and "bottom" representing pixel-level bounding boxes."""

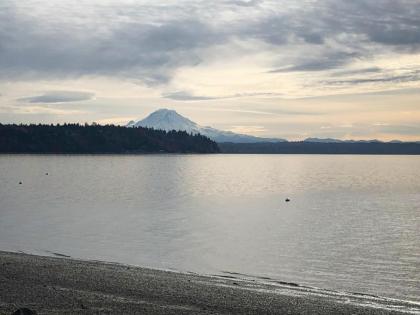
[
  {"left": 218, "top": 141, "right": 420, "bottom": 154},
  {"left": 0, "top": 124, "right": 219, "bottom": 154}
]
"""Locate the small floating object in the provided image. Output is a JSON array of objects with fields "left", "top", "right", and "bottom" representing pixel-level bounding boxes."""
[
  {"left": 45, "top": 173, "right": 48, "bottom": 175},
  {"left": 285, "top": 198, "right": 290, "bottom": 202},
  {"left": 12, "top": 308, "right": 37, "bottom": 315},
  {"left": 19, "top": 181, "right": 22, "bottom": 185}
]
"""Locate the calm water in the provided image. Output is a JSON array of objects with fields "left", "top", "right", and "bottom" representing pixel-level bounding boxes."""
[{"left": 0, "top": 154, "right": 419, "bottom": 302}]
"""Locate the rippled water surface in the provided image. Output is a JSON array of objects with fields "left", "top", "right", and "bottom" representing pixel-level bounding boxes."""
[{"left": 0, "top": 154, "right": 419, "bottom": 301}]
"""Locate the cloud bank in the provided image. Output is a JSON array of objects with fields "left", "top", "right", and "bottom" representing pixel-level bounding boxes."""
[
  {"left": 19, "top": 91, "right": 94, "bottom": 103},
  {"left": 1, "top": 0, "right": 419, "bottom": 86}
]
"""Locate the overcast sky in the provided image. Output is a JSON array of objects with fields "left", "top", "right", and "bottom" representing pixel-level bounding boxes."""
[{"left": 1, "top": 0, "right": 420, "bottom": 140}]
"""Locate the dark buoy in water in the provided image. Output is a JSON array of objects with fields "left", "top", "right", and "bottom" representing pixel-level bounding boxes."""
[
  {"left": 19, "top": 181, "right": 22, "bottom": 185},
  {"left": 45, "top": 172, "right": 48, "bottom": 175},
  {"left": 285, "top": 198, "right": 290, "bottom": 202},
  {"left": 12, "top": 308, "right": 37, "bottom": 315}
]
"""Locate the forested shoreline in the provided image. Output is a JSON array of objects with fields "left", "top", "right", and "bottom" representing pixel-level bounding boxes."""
[
  {"left": 0, "top": 124, "right": 220, "bottom": 154},
  {"left": 2, "top": 123, "right": 420, "bottom": 155}
]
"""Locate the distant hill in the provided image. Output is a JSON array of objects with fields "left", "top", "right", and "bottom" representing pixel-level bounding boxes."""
[
  {"left": 128, "top": 109, "right": 286, "bottom": 143},
  {"left": 304, "top": 138, "right": 382, "bottom": 143},
  {"left": 303, "top": 138, "right": 420, "bottom": 144},
  {"left": 0, "top": 124, "right": 219, "bottom": 154},
  {"left": 219, "top": 142, "right": 420, "bottom": 155},
  {"left": 304, "top": 138, "right": 345, "bottom": 143}
]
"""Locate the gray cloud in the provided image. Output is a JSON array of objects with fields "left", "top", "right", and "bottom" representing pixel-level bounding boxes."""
[
  {"left": 163, "top": 91, "right": 287, "bottom": 101},
  {"left": 0, "top": 2, "right": 222, "bottom": 84},
  {"left": 340, "top": 1, "right": 420, "bottom": 46},
  {"left": 223, "top": 0, "right": 262, "bottom": 7},
  {"left": 1, "top": 0, "right": 420, "bottom": 83},
  {"left": 331, "top": 67, "right": 383, "bottom": 77},
  {"left": 304, "top": 0, "right": 420, "bottom": 47},
  {"left": 269, "top": 52, "right": 359, "bottom": 73},
  {"left": 163, "top": 91, "right": 217, "bottom": 101},
  {"left": 19, "top": 91, "right": 94, "bottom": 103},
  {"left": 261, "top": 0, "right": 420, "bottom": 72},
  {"left": 325, "top": 70, "right": 420, "bottom": 86}
]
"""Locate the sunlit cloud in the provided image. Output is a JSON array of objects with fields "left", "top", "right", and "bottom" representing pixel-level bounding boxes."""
[{"left": 229, "top": 125, "right": 266, "bottom": 134}]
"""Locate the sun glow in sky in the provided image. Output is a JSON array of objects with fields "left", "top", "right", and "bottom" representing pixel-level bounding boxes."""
[{"left": 1, "top": 0, "right": 420, "bottom": 140}]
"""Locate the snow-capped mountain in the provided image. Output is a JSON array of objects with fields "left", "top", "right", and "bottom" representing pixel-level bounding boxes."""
[{"left": 127, "top": 109, "right": 286, "bottom": 143}]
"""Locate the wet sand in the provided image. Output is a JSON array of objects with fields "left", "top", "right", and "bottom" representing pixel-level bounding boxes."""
[{"left": 0, "top": 251, "right": 418, "bottom": 314}]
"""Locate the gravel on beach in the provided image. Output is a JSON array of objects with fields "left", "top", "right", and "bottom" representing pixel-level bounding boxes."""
[{"left": 0, "top": 251, "right": 418, "bottom": 315}]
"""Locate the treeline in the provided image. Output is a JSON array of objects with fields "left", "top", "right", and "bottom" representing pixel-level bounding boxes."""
[
  {"left": 0, "top": 124, "right": 219, "bottom": 154},
  {"left": 219, "top": 142, "right": 420, "bottom": 155}
]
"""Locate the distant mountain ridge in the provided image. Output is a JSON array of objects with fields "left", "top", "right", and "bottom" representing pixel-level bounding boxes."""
[
  {"left": 219, "top": 142, "right": 420, "bottom": 154},
  {"left": 127, "top": 109, "right": 419, "bottom": 144},
  {"left": 304, "top": 138, "right": 420, "bottom": 144},
  {"left": 304, "top": 138, "right": 382, "bottom": 143},
  {"left": 127, "top": 109, "right": 286, "bottom": 143}
]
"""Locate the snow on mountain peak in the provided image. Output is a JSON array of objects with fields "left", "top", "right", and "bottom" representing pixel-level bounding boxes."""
[
  {"left": 131, "top": 108, "right": 199, "bottom": 134},
  {"left": 127, "top": 109, "right": 286, "bottom": 143}
]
